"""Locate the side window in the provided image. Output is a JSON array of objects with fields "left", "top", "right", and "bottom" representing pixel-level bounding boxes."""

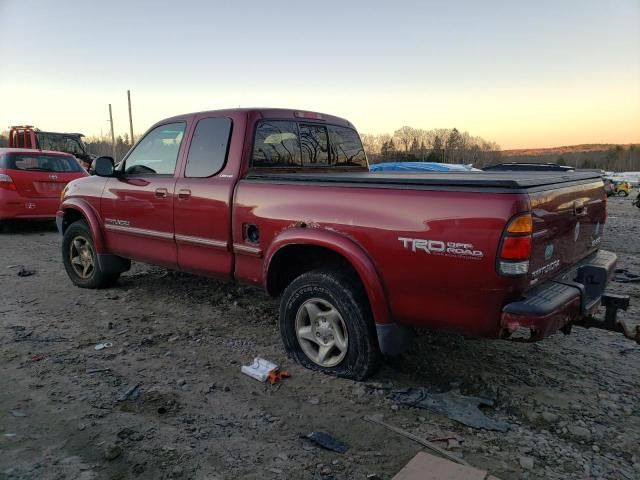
[
  {"left": 299, "top": 124, "right": 329, "bottom": 166},
  {"left": 123, "top": 122, "right": 185, "bottom": 175},
  {"left": 185, "top": 117, "right": 232, "bottom": 177},
  {"left": 252, "top": 121, "right": 301, "bottom": 167},
  {"left": 328, "top": 126, "right": 367, "bottom": 167}
]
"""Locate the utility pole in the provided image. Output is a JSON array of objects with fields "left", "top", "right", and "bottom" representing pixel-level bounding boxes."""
[
  {"left": 108, "top": 104, "right": 116, "bottom": 160},
  {"left": 127, "top": 90, "right": 134, "bottom": 145}
]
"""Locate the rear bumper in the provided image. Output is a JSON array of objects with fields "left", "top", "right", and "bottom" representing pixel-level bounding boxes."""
[
  {"left": 0, "top": 192, "right": 61, "bottom": 220},
  {"left": 500, "top": 249, "right": 622, "bottom": 341}
]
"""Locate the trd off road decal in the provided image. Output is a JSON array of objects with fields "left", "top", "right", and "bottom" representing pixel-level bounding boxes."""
[
  {"left": 105, "top": 218, "right": 131, "bottom": 227},
  {"left": 398, "top": 237, "right": 484, "bottom": 260}
]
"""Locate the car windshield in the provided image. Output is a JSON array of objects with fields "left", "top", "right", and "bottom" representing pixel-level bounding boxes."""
[{"left": 7, "top": 153, "right": 83, "bottom": 172}]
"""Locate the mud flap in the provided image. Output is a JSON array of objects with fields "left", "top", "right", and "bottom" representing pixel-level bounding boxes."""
[{"left": 97, "top": 254, "right": 131, "bottom": 274}]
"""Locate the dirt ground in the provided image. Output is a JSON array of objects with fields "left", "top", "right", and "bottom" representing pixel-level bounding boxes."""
[{"left": 1, "top": 197, "right": 639, "bottom": 480}]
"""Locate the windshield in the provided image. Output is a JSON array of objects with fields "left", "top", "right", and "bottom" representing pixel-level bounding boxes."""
[
  {"left": 36, "top": 133, "right": 86, "bottom": 156},
  {"left": 6, "top": 153, "right": 83, "bottom": 172}
]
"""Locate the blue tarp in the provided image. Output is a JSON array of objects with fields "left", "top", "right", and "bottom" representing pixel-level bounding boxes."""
[{"left": 369, "top": 161, "right": 476, "bottom": 172}]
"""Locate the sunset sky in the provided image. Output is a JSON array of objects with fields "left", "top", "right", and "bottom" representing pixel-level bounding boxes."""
[{"left": 0, "top": 0, "right": 638, "bottom": 149}]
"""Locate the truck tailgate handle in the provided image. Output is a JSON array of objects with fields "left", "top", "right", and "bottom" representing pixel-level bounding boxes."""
[
  {"left": 178, "top": 189, "right": 191, "bottom": 199},
  {"left": 574, "top": 200, "right": 587, "bottom": 217},
  {"left": 155, "top": 188, "right": 169, "bottom": 198}
]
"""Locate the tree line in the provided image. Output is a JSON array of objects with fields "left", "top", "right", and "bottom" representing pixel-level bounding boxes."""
[{"left": 361, "top": 126, "right": 502, "bottom": 166}]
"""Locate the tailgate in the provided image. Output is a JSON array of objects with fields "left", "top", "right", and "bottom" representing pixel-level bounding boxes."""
[
  {"left": 528, "top": 180, "right": 606, "bottom": 285},
  {"left": 10, "top": 169, "right": 85, "bottom": 198}
]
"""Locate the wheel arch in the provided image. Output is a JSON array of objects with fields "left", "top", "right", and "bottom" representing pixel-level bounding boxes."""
[
  {"left": 264, "top": 228, "right": 391, "bottom": 326},
  {"left": 59, "top": 199, "right": 106, "bottom": 253}
]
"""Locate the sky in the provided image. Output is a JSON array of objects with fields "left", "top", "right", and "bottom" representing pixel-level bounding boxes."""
[{"left": 0, "top": 0, "right": 639, "bottom": 149}]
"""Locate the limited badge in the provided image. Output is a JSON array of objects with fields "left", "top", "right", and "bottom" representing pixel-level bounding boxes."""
[{"left": 574, "top": 222, "right": 581, "bottom": 242}]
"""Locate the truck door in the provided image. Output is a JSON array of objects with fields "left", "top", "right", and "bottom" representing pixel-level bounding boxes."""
[
  {"left": 174, "top": 116, "right": 235, "bottom": 277},
  {"left": 100, "top": 122, "right": 186, "bottom": 268}
]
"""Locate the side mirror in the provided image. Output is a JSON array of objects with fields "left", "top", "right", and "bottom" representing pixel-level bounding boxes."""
[{"left": 93, "top": 156, "right": 115, "bottom": 177}]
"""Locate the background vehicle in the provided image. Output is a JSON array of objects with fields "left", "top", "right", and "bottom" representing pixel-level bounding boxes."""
[
  {"left": 57, "top": 108, "right": 631, "bottom": 379},
  {"left": 604, "top": 178, "right": 631, "bottom": 197},
  {"left": 9, "top": 125, "right": 94, "bottom": 168},
  {"left": 0, "top": 148, "right": 88, "bottom": 228}
]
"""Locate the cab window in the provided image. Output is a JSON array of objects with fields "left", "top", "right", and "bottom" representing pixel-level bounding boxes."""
[
  {"left": 123, "top": 122, "right": 185, "bottom": 175},
  {"left": 300, "top": 124, "right": 329, "bottom": 166},
  {"left": 251, "top": 121, "right": 301, "bottom": 167},
  {"left": 185, "top": 117, "right": 232, "bottom": 177},
  {"left": 328, "top": 126, "right": 367, "bottom": 167}
]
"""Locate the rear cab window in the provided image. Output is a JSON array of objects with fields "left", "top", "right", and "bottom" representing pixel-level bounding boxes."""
[
  {"left": 250, "top": 120, "right": 367, "bottom": 170},
  {"left": 5, "top": 153, "right": 83, "bottom": 172}
]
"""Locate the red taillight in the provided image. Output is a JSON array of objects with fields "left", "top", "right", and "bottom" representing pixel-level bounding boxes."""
[
  {"left": 0, "top": 173, "right": 16, "bottom": 190},
  {"left": 498, "top": 213, "right": 533, "bottom": 276},
  {"left": 603, "top": 194, "right": 608, "bottom": 223},
  {"left": 500, "top": 236, "right": 532, "bottom": 260}
]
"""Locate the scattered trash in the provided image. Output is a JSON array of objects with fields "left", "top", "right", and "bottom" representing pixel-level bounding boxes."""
[
  {"left": 391, "top": 451, "right": 491, "bottom": 480},
  {"left": 115, "top": 328, "right": 129, "bottom": 336},
  {"left": 363, "top": 415, "right": 470, "bottom": 466},
  {"left": 14, "top": 331, "right": 67, "bottom": 343},
  {"left": 303, "top": 431, "right": 349, "bottom": 454},
  {"left": 614, "top": 268, "right": 640, "bottom": 283},
  {"left": 241, "top": 357, "right": 290, "bottom": 385},
  {"left": 86, "top": 367, "right": 111, "bottom": 374},
  {"left": 390, "top": 388, "right": 509, "bottom": 432},
  {"left": 117, "top": 384, "right": 141, "bottom": 402},
  {"left": 94, "top": 342, "right": 114, "bottom": 351},
  {"left": 29, "top": 354, "right": 45, "bottom": 362},
  {"left": 17, "top": 266, "right": 36, "bottom": 277},
  {"left": 9, "top": 410, "right": 27, "bottom": 418}
]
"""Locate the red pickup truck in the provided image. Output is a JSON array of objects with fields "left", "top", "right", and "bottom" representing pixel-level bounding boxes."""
[{"left": 57, "top": 108, "right": 633, "bottom": 379}]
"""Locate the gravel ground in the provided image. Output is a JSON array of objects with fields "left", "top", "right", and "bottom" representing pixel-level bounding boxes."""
[{"left": 1, "top": 196, "right": 639, "bottom": 480}]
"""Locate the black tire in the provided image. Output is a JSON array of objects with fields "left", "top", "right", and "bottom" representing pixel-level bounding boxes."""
[
  {"left": 62, "top": 220, "right": 119, "bottom": 288},
  {"left": 618, "top": 190, "right": 629, "bottom": 197},
  {"left": 279, "top": 269, "right": 380, "bottom": 380}
]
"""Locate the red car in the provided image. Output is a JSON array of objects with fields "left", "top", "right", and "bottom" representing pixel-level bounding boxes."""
[
  {"left": 0, "top": 148, "right": 88, "bottom": 228},
  {"left": 57, "top": 108, "right": 633, "bottom": 379}
]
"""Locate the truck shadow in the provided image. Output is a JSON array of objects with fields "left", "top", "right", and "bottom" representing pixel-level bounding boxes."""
[{"left": 0, "top": 220, "right": 58, "bottom": 234}]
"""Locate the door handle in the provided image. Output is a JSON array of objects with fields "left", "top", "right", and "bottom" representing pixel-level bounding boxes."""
[
  {"left": 155, "top": 188, "right": 168, "bottom": 198},
  {"left": 178, "top": 189, "right": 191, "bottom": 199}
]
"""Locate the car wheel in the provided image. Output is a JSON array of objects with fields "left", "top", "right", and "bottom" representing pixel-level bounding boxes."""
[
  {"left": 279, "top": 269, "right": 379, "bottom": 380},
  {"left": 618, "top": 190, "right": 629, "bottom": 197},
  {"left": 62, "top": 220, "right": 119, "bottom": 288}
]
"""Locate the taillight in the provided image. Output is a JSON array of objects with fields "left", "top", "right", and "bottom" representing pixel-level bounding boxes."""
[
  {"left": 0, "top": 173, "right": 16, "bottom": 190},
  {"left": 498, "top": 213, "right": 532, "bottom": 276},
  {"left": 603, "top": 194, "right": 608, "bottom": 223}
]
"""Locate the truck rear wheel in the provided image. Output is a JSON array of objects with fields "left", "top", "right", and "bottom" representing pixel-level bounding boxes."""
[
  {"left": 62, "top": 220, "right": 119, "bottom": 288},
  {"left": 279, "top": 269, "right": 379, "bottom": 380}
]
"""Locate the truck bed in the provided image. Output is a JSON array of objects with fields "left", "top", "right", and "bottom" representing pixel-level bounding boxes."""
[{"left": 246, "top": 170, "right": 602, "bottom": 191}]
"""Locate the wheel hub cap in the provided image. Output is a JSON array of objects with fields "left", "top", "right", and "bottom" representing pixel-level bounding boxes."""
[{"left": 295, "top": 298, "right": 348, "bottom": 368}]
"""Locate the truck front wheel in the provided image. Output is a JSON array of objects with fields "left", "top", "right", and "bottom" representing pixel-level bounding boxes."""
[
  {"left": 62, "top": 220, "right": 119, "bottom": 288},
  {"left": 279, "top": 269, "right": 379, "bottom": 380}
]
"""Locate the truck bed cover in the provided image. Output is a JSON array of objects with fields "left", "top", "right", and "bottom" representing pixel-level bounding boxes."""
[{"left": 246, "top": 170, "right": 602, "bottom": 191}]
